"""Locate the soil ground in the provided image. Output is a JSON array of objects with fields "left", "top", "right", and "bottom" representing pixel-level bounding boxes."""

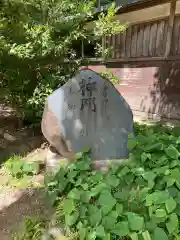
[{"left": 0, "top": 104, "right": 51, "bottom": 240}]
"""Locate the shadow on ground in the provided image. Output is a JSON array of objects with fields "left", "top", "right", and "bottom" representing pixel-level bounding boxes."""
[
  {"left": 0, "top": 188, "right": 52, "bottom": 240},
  {"left": 0, "top": 103, "right": 45, "bottom": 166}
]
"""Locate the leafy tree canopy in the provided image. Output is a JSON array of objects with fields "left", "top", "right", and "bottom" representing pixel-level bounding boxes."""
[{"left": 0, "top": 0, "right": 126, "bottom": 125}]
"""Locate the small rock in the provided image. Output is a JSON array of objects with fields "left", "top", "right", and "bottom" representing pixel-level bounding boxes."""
[{"left": 3, "top": 133, "right": 16, "bottom": 142}]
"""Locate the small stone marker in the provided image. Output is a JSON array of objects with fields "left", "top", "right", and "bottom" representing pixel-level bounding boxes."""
[{"left": 41, "top": 68, "right": 133, "bottom": 163}]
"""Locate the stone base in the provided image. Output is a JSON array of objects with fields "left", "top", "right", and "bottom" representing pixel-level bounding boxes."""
[
  {"left": 45, "top": 149, "right": 69, "bottom": 173},
  {"left": 45, "top": 149, "right": 131, "bottom": 173}
]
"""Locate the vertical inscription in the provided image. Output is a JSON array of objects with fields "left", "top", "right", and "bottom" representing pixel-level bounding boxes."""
[
  {"left": 79, "top": 77, "right": 97, "bottom": 112},
  {"left": 101, "top": 83, "right": 108, "bottom": 126},
  {"left": 102, "top": 84, "right": 108, "bottom": 109},
  {"left": 79, "top": 77, "right": 97, "bottom": 136}
]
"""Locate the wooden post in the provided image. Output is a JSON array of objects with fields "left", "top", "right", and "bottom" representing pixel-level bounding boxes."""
[
  {"left": 81, "top": 40, "right": 84, "bottom": 58},
  {"left": 165, "top": 0, "right": 176, "bottom": 58},
  {"left": 102, "top": 36, "right": 105, "bottom": 60},
  {"left": 97, "top": 0, "right": 101, "bottom": 11}
]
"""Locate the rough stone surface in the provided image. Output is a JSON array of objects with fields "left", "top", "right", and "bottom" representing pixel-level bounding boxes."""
[{"left": 41, "top": 68, "right": 133, "bottom": 161}]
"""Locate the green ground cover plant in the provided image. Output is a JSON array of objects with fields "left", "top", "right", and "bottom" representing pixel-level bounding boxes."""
[
  {"left": 4, "top": 155, "right": 40, "bottom": 179},
  {"left": 3, "top": 155, "right": 42, "bottom": 188},
  {"left": 14, "top": 123, "right": 180, "bottom": 239}
]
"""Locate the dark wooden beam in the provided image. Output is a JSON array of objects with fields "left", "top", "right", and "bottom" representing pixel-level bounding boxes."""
[
  {"left": 106, "top": 56, "right": 166, "bottom": 63},
  {"left": 165, "top": 0, "right": 177, "bottom": 58}
]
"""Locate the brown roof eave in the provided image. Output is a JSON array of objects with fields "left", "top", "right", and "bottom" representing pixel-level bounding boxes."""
[
  {"left": 116, "top": 0, "right": 172, "bottom": 14},
  {"left": 89, "top": 0, "right": 172, "bottom": 22}
]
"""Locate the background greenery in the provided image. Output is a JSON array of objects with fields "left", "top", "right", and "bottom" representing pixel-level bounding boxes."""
[{"left": 0, "top": 0, "right": 126, "bottom": 127}]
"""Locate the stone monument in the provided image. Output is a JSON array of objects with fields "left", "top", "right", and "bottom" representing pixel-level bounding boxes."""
[{"left": 41, "top": 68, "right": 133, "bottom": 170}]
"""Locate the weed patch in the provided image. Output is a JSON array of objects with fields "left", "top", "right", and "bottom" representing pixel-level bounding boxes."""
[{"left": 14, "top": 123, "right": 180, "bottom": 239}]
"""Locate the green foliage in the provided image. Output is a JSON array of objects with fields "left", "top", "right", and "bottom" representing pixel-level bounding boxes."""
[
  {"left": 1, "top": 0, "right": 125, "bottom": 126},
  {"left": 100, "top": 70, "right": 120, "bottom": 84},
  {"left": 12, "top": 217, "right": 46, "bottom": 240},
  {"left": 4, "top": 155, "right": 40, "bottom": 179},
  {"left": 42, "top": 123, "right": 180, "bottom": 239}
]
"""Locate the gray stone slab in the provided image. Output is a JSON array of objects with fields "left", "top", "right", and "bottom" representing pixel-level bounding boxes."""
[{"left": 43, "top": 68, "right": 133, "bottom": 161}]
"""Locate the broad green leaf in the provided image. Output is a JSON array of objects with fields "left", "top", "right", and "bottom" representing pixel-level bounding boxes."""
[
  {"left": 124, "top": 173, "right": 135, "bottom": 184},
  {"left": 135, "top": 177, "right": 146, "bottom": 187},
  {"left": 108, "top": 210, "right": 118, "bottom": 219},
  {"left": 139, "top": 187, "right": 150, "bottom": 199},
  {"left": 170, "top": 168, "right": 180, "bottom": 180},
  {"left": 83, "top": 147, "right": 90, "bottom": 153},
  {"left": 86, "top": 231, "right": 96, "bottom": 240},
  {"left": 102, "top": 215, "right": 117, "bottom": 231},
  {"left": 112, "top": 221, "right": 129, "bottom": 237},
  {"left": 168, "top": 187, "right": 179, "bottom": 197},
  {"left": 81, "top": 191, "right": 91, "bottom": 203},
  {"left": 76, "top": 161, "right": 90, "bottom": 170},
  {"left": 144, "top": 143, "right": 163, "bottom": 152},
  {"left": 65, "top": 211, "right": 79, "bottom": 226},
  {"left": 148, "top": 206, "right": 153, "bottom": 218},
  {"left": 146, "top": 220, "right": 157, "bottom": 232},
  {"left": 90, "top": 183, "right": 109, "bottom": 197},
  {"left": 155, "top": 209, "right": 167, "bottom": 218},
  {"left": 148, "top": 180, "right": 155, "bottom": 189},
  {"left": 129, "top": 190, "right": 138, "bottom": 200},
  {"left": 115, "top": 203, "right": 123, "bottom": 215},
  {"left": 165, "top": 145, "right": 180, "bottom": 159},
  {"left": 68, "top": 188, "right": 81, "bottom": 200},
  {"left": 48, "top": 191, "right": 58, "bottom": 207},
  {"left": 165, "top": 197, "right": 177, "bottom": 213},
  {"left": 165, "top": 176, "right": 175, "bottom": 187},
  {"left": 156, "top": 155, "right": 168, "bottom": 166},
  {"left": 131, "top": 167, "right": 145, "bottom": 176},
  {"left": 154, "top": 166, "right": 169, "bottom": 175},
  {"left": 176, "top": 179, "right": 180, "bottom": 190},
  {"left": 75, "top": 152, "right": 83, "bottom": 160},
  {"left": 90, "top": 173, "right": 104, "bottom": 184},
  {"left": 67, "top": 170, "right": 78, "bottom": 181},
  {"left": 170, "top": 160, "right": 179, "bottom": 168},
  {"left": 128, "top": 138, "right": 137, "bottom": 149},
  {"left": 79, "top": 227, "right": 86, "bottom": 240},
  {"left": 98, "top": 190, "right": 116, "bottom": 215},
  {"left": 88, "top": 205, "right": 102, "bottom": 227},
  {"left": 114, "top": 190, "right": 129, "bottom": 201},
  {"left": 145, "top": 191, "right": 169, "bottom": 206},
  {"left": 58, "top": 178, "right": 68, "bottom": 193},
  {"left": 96, "top": 225, "right": 106, "bottom": 237},
  {"left": 141, "top": 152, "right": 151, "bottom": 163},
  {"left": 63, "top": 199, "right": 76, "bottom": 215},
  {"left": 153, "top": 215, "right": 166, "bottom": 224},
  {"left": 166, "top": 213, "right": 179, "bottom": 234},
  {"left": 142, "top": 230, "right": 152, "bottom": 240},
  {"left": 102, "top": 233, "right": 111, "bottom": 240},
  {"left": 118, "top": 166, "right": 130, "bottom": 178},
  {"left": 105, "top": 174, "right": 119, "bottom": 187},
  {"left": 142, "top": 172, "right": 156, "bottom": 182},
  {"left": 126, "top": 212, "right": 144, "bottom": 231},
  {"left": 82, "top": 183, "right": 89, "bottom": 190},
  {"left": 130, "top": 232, "right": 138, "bottom": 240},
  {"left": 79, "top": 205, "right": 87, "bottom": 219},
  {"left": 153, "top": 227, "right": 168, "bottom": 240}
]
